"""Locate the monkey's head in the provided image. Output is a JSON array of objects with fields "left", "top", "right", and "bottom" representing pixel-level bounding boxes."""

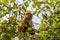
[{"left": 24, "top": 13, "right": 32, "bottom": 20}]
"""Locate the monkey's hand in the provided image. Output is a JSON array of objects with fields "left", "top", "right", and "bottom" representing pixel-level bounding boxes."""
[{"left": 18, "top": 22, "right": 23, "bottom": 27}]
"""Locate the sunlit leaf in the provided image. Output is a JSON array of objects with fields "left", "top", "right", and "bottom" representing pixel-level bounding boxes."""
[
  {"left": 2, "top": 0, "right": 8, "bottom": 4},
  {"left": 32, "top": 0, "right": 38, "bottom": 4},
  {"left": 25, "top": 32, "right": 30, "bottom": 38},
  {"left": 11, "top": 0, "right": 16, "bottom": 2},
  {"left": 32, "top": 4, "right": 36, "bottom": 8},
  {"left": 46, "top": 6, "right": 50, "bottom": 11},
  {"left": 37, "top": 2, "right": 43, "bottom": 8},
  {"left": 39, "top": 21, "right": 48, "bottom": 31},
  {"left": 33, "top": 11, "right": 37, "bottom": 15},
  {"left": 56, "top": 1, "right": 60, "bottom": 7},
  {"left": 36, "top": 10, "right": 41, "bottom": 16},
  {"left": 42, "top": 14, "right": 47, "bottom": 20},
  {"left": 24, "top": 2, "right": 29, "bottom": 7},
  {"left": 27, "top": 27, "right": 32, "bottom": 31},
  {"left": 18, "top": 32, "right": 24, "bottom": 40},
  {"left": 21, "top": 6, "right": 26, "bottom": 12}
]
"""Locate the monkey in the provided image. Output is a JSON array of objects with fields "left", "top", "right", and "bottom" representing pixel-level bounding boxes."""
[
  {"left": 18, "top": 13, "right": 32, "bottom": 27},
  {"left": 18, "top": 13, "right": 32, "bottom": 32},
  {"left": 15, "top": 13, "right": 35, "bottom": 36}
]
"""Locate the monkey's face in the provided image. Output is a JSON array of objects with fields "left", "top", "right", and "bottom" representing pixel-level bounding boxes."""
[
  {"left": 24, "top": 13, "right": 32, "bottom": 20},
  {"left": 24, "top": 14, "right": 29, "bottom": 19}
]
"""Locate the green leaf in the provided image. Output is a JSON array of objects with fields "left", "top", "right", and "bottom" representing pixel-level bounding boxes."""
[
  {"left": 39, "top": 21, "right": 48, "bottom": 31},
  {"left": 50, "top": 2, "right": 55, "bottom": 7},
  {"left": 46, "top": 6, "right": 50, "bottom": 11},
  {"left": 50, "top": 0, "right": 55, "bottom": 7},
  {"left": 25, "top": 32, "right": 30, "bottom": 38},
  {"left": 42, "top": 14, "right": 47, "bottom": 20},
  {"left": 8, "top": 6, "right": 13, "bottom": 11},
  {"left": 18, "top": 32, "right": 24, "bottom": 40},
  {"left": 56, "top": 1, "right": 60, "bottom": 7},
  {"left": 54, "top": 10, "right": 60, "bottom": 15},
  {"left": 48, "top": 19, "right": 53, "bottom": 25},
  {"left": 27, "top": 27, "right": 32, "bottom": 31},
  {"left": 11, "top": 0, "right": 16, "bottom": 2},
  {"left": 0, "top": 14, "right": 5, "bottom": 18},
  {"left": 32, "top": 0, "right": 38, "bottom": 4},
  {"left": 32, "top": 4, "right": 36, "bottom": 8},
  {"left": 50, "top": 0, "right": 54, "bottom": 2},
  {"left": 2, "top": 0, "right": 8, "bottom": 4},
  {"left": 1, "top": 34, "right": 11, "bottom": 40},
  {"left": 37, "top": 2, "right": 43, "bottom": 8},
  {"left": 0, "top": 11, "right": 10, "bottom": 18},
  {"left": 33, "top": 10, "right": 37, "bottom": 15},
  {"left": 36, "top": 10, "right": 41, "bottom": 16},
  {"left": 24, "top": 2, "right": 29, "bottom": 7},
  {"left": 21, "top": 6, "right": 26, "bottom": 12}
]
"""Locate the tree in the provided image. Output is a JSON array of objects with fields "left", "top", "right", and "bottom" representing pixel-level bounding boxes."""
[{"left": 0, "top": 0, "right": 60, "bottom": 40}]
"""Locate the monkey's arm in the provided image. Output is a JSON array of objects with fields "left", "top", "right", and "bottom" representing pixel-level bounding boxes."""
[
  {"left": 15, "top": 22, "right": 23, "bottom": 35},
  {"left": 28, "top": 20, "right": 33, "bottom": 27},
  {"left": 18, "top": 22, "right": 24, "bottom": 26}
]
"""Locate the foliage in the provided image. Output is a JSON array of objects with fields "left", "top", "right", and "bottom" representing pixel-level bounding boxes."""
[{"left": 0, "top": 0, "right": 60, "bottom": 40}]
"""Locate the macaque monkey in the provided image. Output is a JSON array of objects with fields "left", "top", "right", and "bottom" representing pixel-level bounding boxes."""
[
  {"left": 15, "top": 13, "right": 35, "bottom": 35},
  {"left": 19, "top": 13, "right": 32, "bottom": 27}
]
